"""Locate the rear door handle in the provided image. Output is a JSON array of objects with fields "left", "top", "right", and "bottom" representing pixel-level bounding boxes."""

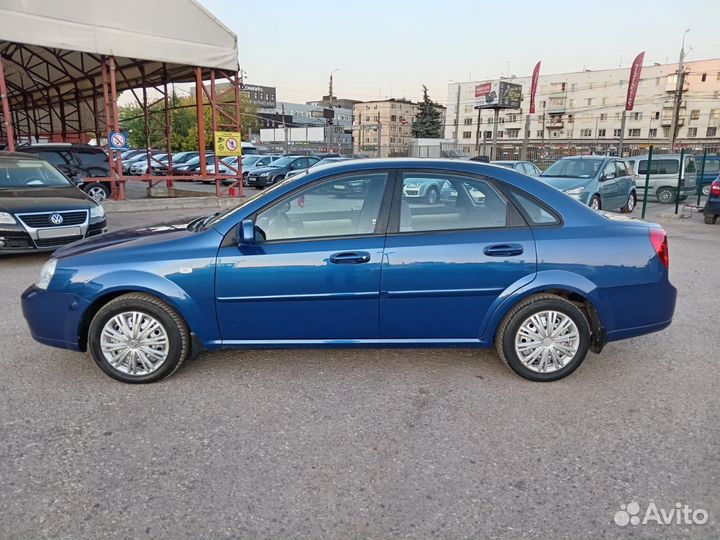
[
  {"left": 329, "top": 251, "right": 371, "bottom": 264},
  {"left": 483, "top": 244, "right": 524, "bottom": 257}
]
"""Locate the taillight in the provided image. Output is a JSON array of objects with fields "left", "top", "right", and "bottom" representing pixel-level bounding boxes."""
[
  {"left": 650, "top": 228, "right": 669, "bottom": 269},
  {"left": 710, "top": 180, "right": 720, "bottom": 197}
]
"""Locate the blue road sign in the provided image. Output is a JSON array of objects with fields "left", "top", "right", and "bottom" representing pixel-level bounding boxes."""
[{"left": 109, "top": 131, "right": 128, "bottom": 150}]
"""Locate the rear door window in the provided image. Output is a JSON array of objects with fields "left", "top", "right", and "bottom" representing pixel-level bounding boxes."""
[
  {"left": 399, "top": 173, "right": 508, "bottom": 232},
  {"left": 615, "top": 161, "right": 628, "bottom": 177},
  {"left": 637, "top": 159, "right": 679, "bottom": 175}
]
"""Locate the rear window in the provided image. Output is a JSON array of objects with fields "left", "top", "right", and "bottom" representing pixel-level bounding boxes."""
[
  {"left": 702, "top": 160, "right": 720, "bottom": 173},
  {"left": 74, "top": 149, "right": 109, "bottom": 169},
  {"left": 636, "top": 159, "right": 679, "bottom": 175},
  {"left": 507, "top": 190, "right": 560, "bottom": 225}
]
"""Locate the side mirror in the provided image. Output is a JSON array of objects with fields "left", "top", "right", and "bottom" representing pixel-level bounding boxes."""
[{"left": 237, "top": 219, "right": 255, "bottom": 245}]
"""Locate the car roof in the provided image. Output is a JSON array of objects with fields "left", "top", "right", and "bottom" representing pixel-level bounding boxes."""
[
  {"left": 0, "top": 150, "right": 45, "bottom": 160},
  {"left": 628, "top": 153, "right": 691, "bottom": 160},
  {"left": 558, "top": 155, "right": 609, "bottom": 160}
]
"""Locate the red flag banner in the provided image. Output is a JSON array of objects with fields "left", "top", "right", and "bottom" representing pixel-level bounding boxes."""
[
  {"left": 625, "top": 51, "right": 645, "bottom": 111},
  {"left": 529, "top": 61, "right": 541, "bottom": 114}
]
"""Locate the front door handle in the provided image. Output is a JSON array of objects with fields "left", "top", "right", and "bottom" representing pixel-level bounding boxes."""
[
  {"left": 483, "top": 244, "right": 524, "bottom": 257},
  {"left": 329, "top": 251, "right": 371, "bottom": 264}
]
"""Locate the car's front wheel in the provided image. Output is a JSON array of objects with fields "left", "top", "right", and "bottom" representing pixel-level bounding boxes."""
[
  {"left": 495, "top": 294, "right": 591, "bottom": 382},
  {"left": 88, "top": 293, "right": 190, "bottom": 383},
  {"left": 425, "top": 186, "right": 439, "bottom": 205},
  {"left": 83, "top": 182, "right": 110, "bottom": 202},
  {"left": 589, "top": 195, "right": 601, "bottom": 211},
  {"left": 620, "top": 191, "right": 636, "bottom": 213}
]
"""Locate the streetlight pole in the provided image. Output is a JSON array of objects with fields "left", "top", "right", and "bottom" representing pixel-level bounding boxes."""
[
  {"left": 669, "top": 29, "right": 690, "bottom": 150},
  {"left": 328, "top": 68, "right": 340, "bottom": 152}
]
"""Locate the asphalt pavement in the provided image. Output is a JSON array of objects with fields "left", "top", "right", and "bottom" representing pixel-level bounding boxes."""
[{"left": 0, "top": 204, "right": 717, "bottom": 540}]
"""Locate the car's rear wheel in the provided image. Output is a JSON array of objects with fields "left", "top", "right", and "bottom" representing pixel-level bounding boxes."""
[
  {"left": 620, "top": 191, "right": 636, "bottom": 213},
  {"left": 589, "top": 195, "right": 601, "bottom": 211},
  {"left": 84, "top": 183, "right": 110, "bottom": 202},
  {"left": 656, "top": 187, "right": 676, "bottom": 204},
  {"left": 88, "top": 293, "right": 190, "bottom": 384},
  {"left": 425, "top": 187, "right": 439, "bottom": 205},
  {"left": 702, "top": 184, "right": 711, "bottom": 197},
  {"left": 705, "top": 215, "right": 718, "bottom": 225},
  {"left": 495, "top": 294, "right": 591, "bottom": 382}
]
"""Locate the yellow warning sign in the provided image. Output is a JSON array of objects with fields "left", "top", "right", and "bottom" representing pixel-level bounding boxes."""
[{"left": 214, "top": 131, "right": 242, "bottom": 156}]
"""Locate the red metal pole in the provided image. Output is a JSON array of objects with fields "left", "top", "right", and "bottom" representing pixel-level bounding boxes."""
[
  {"left": 108, "top": 57, "right": 125, "bottom": 200},
  {"left": 0, "top": 54, "right": 16, "bottom": 151},
  {"left": 195, "top": 67, "right": 207, "bottom": 178},
  {"left": 163, "top": 63, "right": 173, "bottom": 189},
  {"left": 234, "top": 70, "right": 243, "bottom": 197},
  {"left": 211, "top": 70, "right": 220, "bottom": 197}
]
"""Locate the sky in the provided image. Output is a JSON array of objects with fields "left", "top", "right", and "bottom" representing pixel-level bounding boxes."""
[{"left": 199, "top": 0, "right": 719, "bottom": 106}]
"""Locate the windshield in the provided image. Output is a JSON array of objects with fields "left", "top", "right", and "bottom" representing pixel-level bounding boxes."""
[
  {"left": 242, "top": 155, "right": 263, "bottom": 166},
  {"left": 173, "top": 152, "right": 198, "bottom": 164},
  {"left": 267, "top": 156, "right": 297, "bottom": 168},
  {"left": 493, "top": 162, "right": 514, "bottom": 169},
  {"left": 0, "top": 158, "right": 73, "bottom": 188},
  {"left": 314, "top": 158, "right": 349, "bottom": 167},
  {"left": 198, "top": 173, "right": 308, "bottom": 231},
  {"left": 541, "top": 158, "right": 603, "bottom": 178}
]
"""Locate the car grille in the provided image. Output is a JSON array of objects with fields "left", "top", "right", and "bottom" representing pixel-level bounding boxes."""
[
  {"left": 17, "top": 210, "right": 88, "bottom": 228},
  {"left": 35, "top": 235, "right": 84, "bottom": 248}
]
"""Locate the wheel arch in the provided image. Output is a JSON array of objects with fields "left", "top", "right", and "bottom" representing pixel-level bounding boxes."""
[
  {"left": 75, "top": 272, "right": 216, "bottom": 352},
  {"left": 479, "top": 271, "right": 611, "bottom": 353}
]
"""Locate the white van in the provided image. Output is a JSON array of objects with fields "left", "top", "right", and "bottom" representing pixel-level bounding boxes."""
[{"left": 626, "top": 153, "right": 697, "bottom": 203}]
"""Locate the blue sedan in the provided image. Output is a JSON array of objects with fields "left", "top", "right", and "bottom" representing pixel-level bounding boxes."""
[{"left": 21, "top": 159, "right": 676, "bottom": 383}]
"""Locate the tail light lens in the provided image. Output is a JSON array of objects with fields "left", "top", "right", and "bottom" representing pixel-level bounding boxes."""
[
  {"left": 710, "top": 180, "right": 720, "bottom": 197},
  {"left": 650, "top": 228, "right": 669, "bottom": 269}
]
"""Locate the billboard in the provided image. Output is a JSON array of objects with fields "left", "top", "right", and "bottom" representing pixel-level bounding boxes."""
[
  {"left": 475, "top": 81, "right": 523, "bottom": 109},
  {"left": 241, "top": 84, "right": 276, "bottom": 108}
]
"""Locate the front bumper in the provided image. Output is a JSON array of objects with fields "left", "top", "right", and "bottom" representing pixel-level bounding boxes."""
[
  {"left": 248, "top": 175, "right": 273, "bottom": 187},
  {"left": 21, "top": 286, "right": 90, "bottom": 351},
  {"left": 0, "top": 219, "right": 106, "bottom": 253}
]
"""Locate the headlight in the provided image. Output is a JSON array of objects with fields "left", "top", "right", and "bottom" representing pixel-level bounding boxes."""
[
  {"left": 259, "top": 173, "right": 269, "bottom": 178},
  {"left": 90, "top": 205, "right": 105, "bottom": 219},
  {"left": 36, "top": 258, "right": 57, "bottom": 290},
  {"left": 564, "top": 187, "right": 585, "bottom": 196},
  {"left": 0, "top": 212, "right": 16, "bottom": 224}
]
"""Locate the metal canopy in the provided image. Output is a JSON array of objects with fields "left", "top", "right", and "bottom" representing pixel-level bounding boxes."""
[{"left": 0, "top": 0, "right": 245, "bottom": 199}]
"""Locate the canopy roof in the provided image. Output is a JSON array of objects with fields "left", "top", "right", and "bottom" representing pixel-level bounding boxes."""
[{"left": 0, "top": 0, "right": 239, "bottom": 140}]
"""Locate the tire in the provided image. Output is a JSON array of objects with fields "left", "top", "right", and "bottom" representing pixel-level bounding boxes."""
[
  {"left": 656, "top": 187, "right": 676, "bottom": 204},
  {"left": 702, "top": 184, "right": 711, "bottom": 197},
  {"left": 705, "top": 215, "right": 718, "bottom": 225},
  {"left": 589, "top": 195, "right": 601, "bottom": 211},
  {"left": 83, "top": 182, "right": 110, "bottom": 202},
  {"left": 495, "top": 294, "right": 591, "bottom": 382},
  {"left": 88, "top": 293, "right": 190, "bottom": 384},
  {"left": 620, "top": 191, "right": 636, "bottom": 213},
  {"left": 425, "top": 187, "right": 439, "bottom": 205}
]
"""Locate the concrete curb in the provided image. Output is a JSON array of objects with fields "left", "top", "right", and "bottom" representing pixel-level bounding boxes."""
[{"left": 104, "top": 196, "right": 245, "bottom": 213}]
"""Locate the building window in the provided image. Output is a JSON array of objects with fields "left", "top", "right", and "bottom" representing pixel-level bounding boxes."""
[
  {"left": 598, "top": 129, "right": 606, "bottom": 137},
  {"left": 619, "top": 79, "right": 626, "bottom": 86},
  {"left": 580, "top": 129, "right": 592, "bottom": 137},
  {"left": 498, "top": 117, "right": 505, "bottom": 124},
  {"left": 615, "top": 112, "right": 623, "bottom": 121},
  {"left": 390, "top": 115, "right": 397, "bottom": 122},
  {"left": 630, "top": 112, "right": 642, "bottom": 121},
  {"left": 463, "top": 117, "right": 473, "bottom": 125},
  {"left": 602, "top": 97, "right": 608, "bottom": 106},
  {"left": 690, "top": 110, "right": 700, "bottom": 120},
  {"left": 711, "top": 109, "right": 720, "bottom": 120},
  {"left": 507, "top": 129, "right": 520, "bottom": 138},
  {"left": 390, "top": 137, "right": 396, "bottom": 143},
  {"left": 537, "top": 115, "right": 543, "bottom": 122},
  {"left": 484, "top": 130, "right": 493, "bottom": 139},
  {"left": 462, "top": 131, "right": 472, "bottom": 139},
  {"left": 599, "top": 113, "right": 607, "bottom": 121},
  {"left": 567, "top": 114, "right": 574, "bottom": 123},
  {"left": 570, "top": 83, "right": 577, "bottom": 91},
  {"left": 706, "top": 127, "right": 717, "bottom": 137},
  {"left": 535, "top": 130, "right": 543, "bottom": 137},
  {"left": 654, "top": 111, "right": 660, "bottom": 120},
  {"left": 507, "top": 114, "right": 518, "bottom": 122},
  {"left": 613, "top": 128, "right": 621, "bottom": 137},
  {"left": 662, "top": 127, "right": 670, "bottom": 137},
  {"left": 656, "top": 77, "right": 662, "bottom": 86},
  {"left": 548, "top": 97, "right": 565, "bottom": 107},
  {"left": 585, "top": 98, "right": 593, "bottom": 106},
  {"left": 687, "top": 127, "right": 697, "bottom": 138},
  {"left": 497, "top": 131, "right": 504, "bottom": 138},
  {"left": 628, "top": 129, "right": 641, "bottom": 137},
  {"left": 569, "top": 99, "right": 575, "bottom": 108},
  {"left": 701, "top": 73, "right": 707, "bottom": 82},
  {"left": 649, "top": 128, "right": 657, "bottom": 138}
]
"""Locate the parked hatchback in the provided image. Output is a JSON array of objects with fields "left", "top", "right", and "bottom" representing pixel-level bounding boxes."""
[
  {"left": 626, "top": 154, "right": 697, "bottom": 203},
  {"left": 539, "top": 156, "right": 636, "bottom": 212},
  {"left": 22, "top": 159, "right": 676, "bottom": 384},
  {"left": 491, "top": 160, "right": 541, "bottom": 176},
  {"left": 702, "top": 178, "right": 720, "bottom": 224},
  {"left": 246, "top": 155, "right": 320, "bottom": 188}
]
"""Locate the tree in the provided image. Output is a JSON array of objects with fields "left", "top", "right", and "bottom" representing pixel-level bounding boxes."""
[{"left": 411, "top": 85, "right": 443, "bottom": 138}]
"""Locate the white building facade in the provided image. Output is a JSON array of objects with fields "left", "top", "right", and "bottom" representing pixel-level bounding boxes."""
[{"left": 445, "top": 58, "right": 720, "bottom": 157}]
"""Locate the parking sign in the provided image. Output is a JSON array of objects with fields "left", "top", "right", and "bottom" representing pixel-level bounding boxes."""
[
  {"left": 109, "top": 131, "right": 128, "bottom": 150},
  {"left": 214, "top": 131, "right": 243, "bottom": 156}
]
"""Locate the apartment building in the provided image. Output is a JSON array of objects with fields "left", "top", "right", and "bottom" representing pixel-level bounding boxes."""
[
  {"left": 445, "top": 58, "right": 720, "bottom": 155},
  {"left": 353, "top": 98, "right": 418, "bottom": 157}
]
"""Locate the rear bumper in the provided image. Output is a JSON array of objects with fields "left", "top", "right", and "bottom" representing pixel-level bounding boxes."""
[
  {"left": 703, "top": 199, "right": 720, "bottom": 217},
  {"left": 21, "top": 286, "right": 90, "bottom": 351}
]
